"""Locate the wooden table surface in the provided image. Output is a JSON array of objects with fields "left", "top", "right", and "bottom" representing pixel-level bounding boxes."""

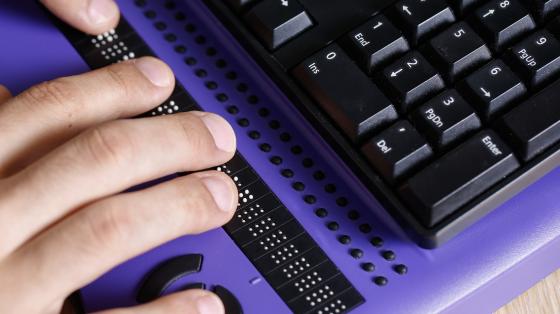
[{"left": 495, "top": 268, "right": 560, "bottom": 314}]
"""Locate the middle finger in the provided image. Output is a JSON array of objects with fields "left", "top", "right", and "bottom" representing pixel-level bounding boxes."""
[{"left": 0, "top": 111, "right": 236, "bottom": 256}]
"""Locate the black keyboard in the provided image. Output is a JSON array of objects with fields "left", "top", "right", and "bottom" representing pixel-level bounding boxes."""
[{"left": 205, "top": 0, "right": 560, "bottom": 248}]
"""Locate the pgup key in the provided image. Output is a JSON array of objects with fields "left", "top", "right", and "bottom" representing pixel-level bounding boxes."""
[{"left": 506, "top": 30, "right": 560, "bottom": 88}]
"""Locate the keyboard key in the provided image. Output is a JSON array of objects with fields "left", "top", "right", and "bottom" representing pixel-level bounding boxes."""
[
  {"left": 400, "top": 130, "right": 520, "bottom": 227},
  {"left": 458, "top": 60, "right": 526, "bottom": 120},
  {"left": 362, "top": 121, "right": 433, "bottom": 183},
  {"left": 391, "top": 0, "right": 456, "bottom": 45},
  {"left": 226, "top": 0, "right": 258, "bottom": 11},
  {"left": 341, "top": 15, "right": 410, "bottom": 73},
  {"left": 425, "top": 22, "right": 492, "bottom": 83},
  {"left": 470, "top": 0, "right": 536, "bottom": 52},
  {"left": 293, "top": 44, "right": 398, "bottom": 142},
  {"left": 521, "top": 0, "right": 560, "bottom": 23},
  {"left": 506, "top": 30, "right": 560, "bottom": 88},
  {"left": 379, "top": 51, "right": 445, "bottom": 112},
  {"left": 244, "top": 0, "right": 313, "bottom": 50},
  {"left": 412, "top": 90, "right": 481, "bottom": 149},
  {"left": 449, "top": 0, "right": 487, "bottom": 16},
  {"left": 497, "top": 78, "right": 560, "bottom": 161},
  {"left": 546, "top": 15, "right": 560, "bottom": 37}
]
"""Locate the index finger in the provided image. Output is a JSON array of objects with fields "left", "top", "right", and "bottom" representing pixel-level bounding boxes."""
[{"left": 40, "top": 0, "right": 120, "bottom": 35}]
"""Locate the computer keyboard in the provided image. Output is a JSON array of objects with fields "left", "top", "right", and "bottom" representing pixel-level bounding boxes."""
[{"left": 205, "top": 0, "right": 560, "bottom": 247}]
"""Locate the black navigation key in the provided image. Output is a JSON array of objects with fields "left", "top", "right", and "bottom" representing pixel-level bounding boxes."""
[
  {"left": 391, "top": 0, "right": 456, "bottom": 45},
  {"left": 425, "top": 22, "right": 491, "bottom": 83},
  {"left": 341, "top": 15, "right": 410, "bottom": 73},
  {"left": 471, "top": 0, "right": 536, "bottom": 52},
  {"left": 497, "top": 78, "right": 560, "bottom": 161},
  {"left": 450, "top": 0, "right": 487, "bottom": 16},
  {"left": 244, "top": 0, "right": 313, "bottom": 50},
  {"left": 506, "top": 30, "right": 560, "bottom": 88},
  {"left": 412, "top": 90, "right": 481, "bottom": 149},
  {"left": 522, "top": 0, "right": 560, "bottom": 23},
  {"left": 458, "top": 60, "right": 526, "bottom": 120},
  {"left": 293, "top": 44, "right": 398, "bottom": 142},
  {"left": 400, "top": 130, "right": 520, "bottom": 227},
  {"left": 362, "top": 121, "right": 433, "bottom": 183},
  {"left": 379, "top": 51, "right": 445, "bottom": 112}
]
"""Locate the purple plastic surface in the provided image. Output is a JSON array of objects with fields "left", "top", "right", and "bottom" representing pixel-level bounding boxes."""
[{"left": 1, "top": 0, "right": 559, "bottom": 313}]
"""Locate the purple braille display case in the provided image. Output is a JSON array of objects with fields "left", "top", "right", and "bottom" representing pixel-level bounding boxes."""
[{"left": 0, "top": 0, "right": 559, "bottom": 313}]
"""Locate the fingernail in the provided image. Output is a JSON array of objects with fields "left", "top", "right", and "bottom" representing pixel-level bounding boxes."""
[
  {"left": 135, "top": 58, "right": 172, "bottom": 87},
  {"left": 200, "top": 176, "right": 235, "bottom": 213},
  {"left": 88, "top": 0, "right": 118, "bottom": 25},
  {"left": 200, "top": 114, "right": 236, "bottom": 153},
  {"left": 196, "top": 294, "right": 224, "bottom": 314}
]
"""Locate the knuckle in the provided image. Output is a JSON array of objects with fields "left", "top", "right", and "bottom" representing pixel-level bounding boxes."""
[
  {"left": 82, "top": 204, "right": 132, "bottom": 250},
  {"left": 81, "top": 123, "right": 134, "bottom": 168},
  {"left": 103, "top": 65, "right": 133, "bottom": 99},
  {"left": 22, "top": 79, "right": 81, "bottom": 116}
]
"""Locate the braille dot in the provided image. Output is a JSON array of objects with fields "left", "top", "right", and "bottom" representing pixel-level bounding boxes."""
[
  {"left": 324, "top": 184, "right": 336, "bottom": 193},
  {"left": 291, "top": 145, "right": 303, "bottom": 155},
  {"left": 302, "top": 158, "right": 314, "bottom": 168},
  {"left": 195, "top": 35, "right": 206, "bottom": 44},
  {"left": 281, "top": 169, "right": 294, "bottom": 178},
  {"left": 270, "top": 156, "right": 283, "bottom": 165},
  {"left": 337, "top": 197, "right": 349, "bottom": 207},
  {"left": 259, "top": 143, "right": 272, "bottom": 152},
  {"left": 144, "top": 10, "right": 156, "bottom": 19},
  {"left": 382, "top": 250, "right": 396, "bottom": 261},
  {"left": 175, "top": 12, "right": 186, "bottom": 21},
  {"left": 237, "top": 118, "right": 249, "bottom": 127},
  {"left": 248, "top": 95, "right": 259, "bottom": 104},
  {"left": 206, "top": 47, "right": 217, "bottom": 56},
  {"left": 184, "top": 57, "right": 197, "bottom": 66},
  {"left": 135, "top": 0, "right": 147, "bottom": 7},
  {"left": 174, "top": 45, "right": 187, "bottom": 53},
  {"left": 216, "top": 93, "right": 228, "bottom": 102},
  {"left": 394, "top": 264, "right": 408, "bottom": 275},
  {"left": 205, "top": 81, "right": 218, "bottom": 90},
  {"left": 304, "top": 195, "right": 316, "bottom": 204},
  {"left": 269, "top": 120, "right": 280, "bottom": 129},
  {"left": 361, "top": 262, "right": 375, "bottom": 272},
  {"left": 374, "top": 276, "right": 388, "bottom": 286},
  {"left": 280, "top": 132, "right": 291, "bottom": 142},
  {"left": 370, "top": 236, "right": 384, "bottom": 247},
  {"left": 237, "top": 83, "right": 248, "bottom": 92},
  {"left": 338, "top": 235, "right": 351, "bottom": 245},
  {"left": 164, "top": 1, "right": 176, "bottom": 10},
  {"left": 195, "top": 69, "right": 207, "bottom": 77},
  {"left": 350, "top": 248, "right": 363, "bottom": 259},
  {"left": 164, "top": 33, "right": 177, "bottom": 42},
  {"left": 359, "top": 224, "right": 372, "bottom": 233},
  {"left": 258, "top": 108, "right": 270, "bottom": 117},
  {"left": 327, "top": 221, "right": 339, "bottom": 231},
  {"left": 248, "top": 130, "right": 261, "bottom": 139},
  {"left": 292, "top": 182, "right": 305, "bottom": 191},
  {"left": 154, "top": 22, "right": 167, "bottom": 31},
  {"left": 315, "top": 208, "right": 328, "bottom": 218},
  {"left": 226, "top": 71, "right": 238, "bottom": 80},
  {"left": 185, "top": 24, "right": 196, "bottom": 33},
  {"left": 227, "top": 106, "right": 239, "bottom": 114}
]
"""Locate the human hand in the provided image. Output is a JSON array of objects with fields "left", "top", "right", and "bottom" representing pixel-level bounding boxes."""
[{"left": 0, "top": 3, "right": 238, "bottom": 312}]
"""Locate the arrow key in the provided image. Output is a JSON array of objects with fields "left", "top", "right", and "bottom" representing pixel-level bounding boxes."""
[
  {"left": 378, "top": 51, "right": 445, "bottom": 112},
  {"left": 390, "top": 0, "right": 456, "bottom": 45},
  {"left": 458, "top": 59, "right": 526, "bottom": 120},
  {"left": 244, "top": 0, "right": 313, "bottom": 50}
]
